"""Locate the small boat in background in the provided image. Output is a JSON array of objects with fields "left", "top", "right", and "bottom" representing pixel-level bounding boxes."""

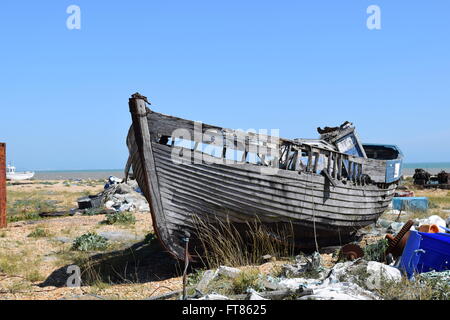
[{"left": 6, "top": 165, "right": 35, "bottom": 181}]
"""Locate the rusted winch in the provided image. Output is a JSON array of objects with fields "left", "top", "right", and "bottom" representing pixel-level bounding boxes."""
[
  {"left": 339, "top": 243, "right": 364, "bottom": 261},
  {"left": 385, "top": 220, "right": 414, "bottom": 258}
]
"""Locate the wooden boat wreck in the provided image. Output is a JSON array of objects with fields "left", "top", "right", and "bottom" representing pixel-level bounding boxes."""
[{"left": 126, "top": 93, "right": 403, "bottom": 260}]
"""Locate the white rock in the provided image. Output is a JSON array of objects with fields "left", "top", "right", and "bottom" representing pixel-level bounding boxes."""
[{"left": 217, "top": 266, "right": 241, "bottom": 279}]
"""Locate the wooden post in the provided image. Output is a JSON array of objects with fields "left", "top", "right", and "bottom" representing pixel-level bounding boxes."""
[
  {"left": 0, "top": 143, "right": 6, "bottom": 228},
  {"left": 332, "top": 152, "right": 337, "bottom": 179},
  {"left": 337, "top": 154, "right": 343, "bottom": 180}
]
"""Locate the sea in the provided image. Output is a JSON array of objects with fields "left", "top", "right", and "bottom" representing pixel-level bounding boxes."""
[
  {"left": 34, "top": 170, "right": 124, "bottom": 181},
  {"left": 32, "top": 162, "right": 450, "bottom": 180}
]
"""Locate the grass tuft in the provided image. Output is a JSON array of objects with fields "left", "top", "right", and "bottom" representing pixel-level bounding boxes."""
[
  {"left": 375, "top": 275, "right": 450, "bottom": 300},
  {"left": 28, "top": 227, "right": 52, "bottom": 238},
  {"left": 231, "top": 268, "right": 263, "bottom": 294},
  {"left": 104, "top": 212, "right": 136, "bottom": 225},
  {"left": 192, "top": 215, "right": 295, "bottom": 269}
]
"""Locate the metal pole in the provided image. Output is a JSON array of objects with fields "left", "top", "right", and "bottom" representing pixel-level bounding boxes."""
[
  {"left": 0, "top": 143, "right": 6, "bottom": 228},
  {"left": 182, "top": 237, "right": 190, "bottom": 300}
]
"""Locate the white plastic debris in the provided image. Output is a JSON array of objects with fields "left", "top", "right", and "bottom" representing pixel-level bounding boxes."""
[
  {"left": 365, "top": 261, "right": 402, "bottom": 290},
  {"left": 105, "top": 200, "right": 115, "bottom": 209},
  {"left": 298, "top": 281, "right": 380, "bottom": 300},
  {"left": 276, "top": 278, "right": 322, "bottom": 291},
  {"left": 247, "top": 289, "right": 269, "bottom": 300},
  {"left": 416, "top": 215, "right": 447, "bottom": 231}
]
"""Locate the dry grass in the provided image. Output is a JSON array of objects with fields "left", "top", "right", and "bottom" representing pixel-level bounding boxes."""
[
  {"left": 231, "top": 268, "right": 263, "bottom": 294},
  {"left": 6, "top": 181, "right": 104, "bottom": 222},
  {"left": 0, "top": 249, "right": 46, "bottom": 284},
  {"left": 375, "top": 275, "right": 449, "bottom": 300},
  {"left": 28, "top": 226, "right": 53, "bottom": 238},
  {"left": 192, "top": 215, "right": 295, "bottom": 269}
]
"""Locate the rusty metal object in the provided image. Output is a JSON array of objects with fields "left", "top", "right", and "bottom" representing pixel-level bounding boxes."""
[
  {"left": 0, "top": 143, "right": 6, "bottom": 228},
  {"left": 385, "top": 220, "right": 414, "bottom": 258},
  {"left": 339, "top": 243, "right": 364, "bottom": 261}
]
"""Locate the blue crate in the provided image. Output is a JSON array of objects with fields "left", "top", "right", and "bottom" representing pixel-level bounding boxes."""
[
  {"left": 392, "top": 197, "right": 429, "bottom": 212},
  {"left": 398, "top": 231, "right": 450, "bottom": 278}
]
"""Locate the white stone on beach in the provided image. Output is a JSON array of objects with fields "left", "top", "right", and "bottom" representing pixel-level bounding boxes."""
[{"left": 217, "top": 266, "right": 241, "bottom": 278}]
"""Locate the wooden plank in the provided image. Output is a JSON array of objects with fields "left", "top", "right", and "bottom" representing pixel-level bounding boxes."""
[
  {"left": 129, "top": 95, "right": 184, "bottom": 260},
  {"left": 0, "top": 143, "right": 6, "bottom": 228},
  {"left": 347, "top": 160, "right": 352, "bottom": 181},
  {"left": 294, "top": 151, "right": 303, "bottom": 171},
  {"left": 327, "top": 151, "right": 332, "bottom": 174},
  {"left": 313, "top": 152, "right": 319, "bottom": 173},
  {"left": 337, "top": 154, "right": 343, "bottom": 180},
  {"left": 156, "top": 163, "right": 391, "bottom": 215},
  {"left": 321, "top": 169, "right": 337, "bottom": 187},
  {"left": 332, "top": 152, "right": 337, "bottom": 179}
]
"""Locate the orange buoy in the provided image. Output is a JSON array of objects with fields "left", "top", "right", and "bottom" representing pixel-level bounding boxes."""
[{"left": 418, "top": 224, "right": 440, "bottom": 233}]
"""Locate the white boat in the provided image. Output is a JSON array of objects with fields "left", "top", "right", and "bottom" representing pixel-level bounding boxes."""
[{"left": 6, "top": 165, "right": 35, "bottom": 181}]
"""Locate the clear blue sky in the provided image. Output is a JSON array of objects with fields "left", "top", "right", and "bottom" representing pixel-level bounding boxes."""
[{"left": 0, "top": 1, "right": 449, "bottom": 171}]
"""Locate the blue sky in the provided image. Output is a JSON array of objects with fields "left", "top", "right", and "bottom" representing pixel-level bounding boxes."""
[{"left": 0, "top": 1, "right": 449, "bottom": 171}]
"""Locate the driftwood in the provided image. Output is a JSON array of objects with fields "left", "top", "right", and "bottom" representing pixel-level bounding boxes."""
[
  {"left": 230, "top": 288, "right": 314, "bottom": 300},
  {"left": 39, "top": 211, "right": 71, "bottom": 218}
]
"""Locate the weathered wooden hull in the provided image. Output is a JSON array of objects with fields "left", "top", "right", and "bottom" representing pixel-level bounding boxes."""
[{"left": 126, "top": 95, "right": 398, "bottom": 260}]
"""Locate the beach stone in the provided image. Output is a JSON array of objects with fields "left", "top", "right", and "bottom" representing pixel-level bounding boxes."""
[
  {"left": 98, "top": 231, "right": 141, "bottom": 242},
  {"left": 217, "top": 266, "right": 241, "bottom": 279},
  {"left": 53, "top": 236, "right": 73, "bottom": 244}
]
